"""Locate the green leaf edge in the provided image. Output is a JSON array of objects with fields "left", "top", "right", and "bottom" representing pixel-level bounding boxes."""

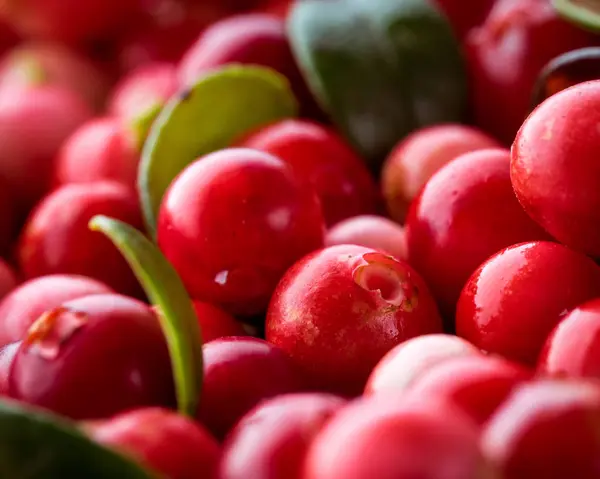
[
  {"left": 138, "top": 64, "right": 299, "bottom": 240},
  {"left": 552, "top": 0, "right": 600, "bottom": 33},
  {"left": 89, "top": 216, "right": 203, "bottom": 418}
]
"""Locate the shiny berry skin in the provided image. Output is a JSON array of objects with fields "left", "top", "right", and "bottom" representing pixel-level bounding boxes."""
[
  {"left": 382, "top": 124, "right": 500, "bottom": 223},
  {"left": 0, "top": 274, "right": 112, "bottom": 348},
  {"left": 86, "top": 408, "right": 220, "bottom": 479},
  {"left": 239, "top": 119, "right": 380, "bottom": 226},
  {"left": 365, "top": 334, "right": 481, "bottom": 396},
  {"left": 18, "top": 181, "right": 144, "bottom": 298},
  {"left": 219, "top": 393, "right": 346, "bottom": 479},
  {"left": 405, "top": 148, "right": 550, "bottom": 321},
  {"left": 305, "top": 396, "right": 496, "bottom": 479},
  {"left": 538, "top": 299, "right": 600, "bottom": 381},
  {"left": 482, "top": 379, "right": 600, "bottom": 479},
  {"left": 266, "top": 244, "right": 443, "bottom": 396},
  {"left": 511, "top": 80, "right": 600, "bottom": 258},
  {"left": 466, "top": 0, "right": 594, "bottom": 145},
  {"left": 192, "top": 300, "right": 247, "bottom": 343},
  {"left": 9, "top": 294, "right": 174, "bottom": 420},
  {"left": 456, "top": 241, "right": 600, "bottom": 366},
  {"left": 198, "top": 337, "right": 304, "bottom": 440},
  {"left": 0, "top": 260, "right": 17, "bottom": 302},
  {"left": 404, "top": 355, "right": 532, "bottom": 426},
  {"left": 325, "top": 215, "right": 406, "bottom": 261},
  {"left": 0, "top": 341, "right": 18, "bottom": 396},
  {"left": 157, "top": 148, "right": 325, "bottom": 317}
]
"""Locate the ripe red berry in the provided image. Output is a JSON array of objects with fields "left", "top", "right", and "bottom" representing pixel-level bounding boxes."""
[
  {"left": 433, "top": 0, "right": 494, "bottom": 40},
  {"left": 192, "top": 300, "right": 247, "bottom": 343},
  {"left": 0, "top": 259, "right": 17, "bottom": 302},
  {"left": 266, "top": 244, "right": 443, "bottom": 396},
  {"left": 538, "top": 299, "right": 600, "bottom": 381},
  {"left": 9, "top": 294, "right": 175, "bottom": 420},
  {"left": 157, "top": 148, "right": 325, "bottom": 317},
  {"left": 456, "top": 241, "right": 600, "bottom": 366},
  {"left": 18, "top": 181, "right": 145, "bottom": 298},
  {"left": 0, "top": 341, "right": 18, "bottom": 396},
  {"left": 405, "top": 148, "right": 550, "bottom": 321},
  {"left": 87, "top": 407, "right": 220, "bottom": 479},
  {"left": 511, "top": 80, "right": 600, "bottom": 258},
  {"left": 239, "top": 119, "right": 380, "bottom": 226}
]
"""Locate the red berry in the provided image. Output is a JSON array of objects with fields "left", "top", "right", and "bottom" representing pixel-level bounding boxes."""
[
  {"left": 0, "top": 259, "right": 17, "bottom": 302},
  {"left": 239, "top": 120, "right": 380, "bottom": 226},
  {"left": 466, "top": 0, "right": 593, "bottom": 144},
  {"left": 482, "top": 379, "right": 600, "bottom": 479},
  {"left": 433, "top": 0, "right": 494, "bottom": 39},
  {"left": 198, "top": 337, "right": 304, "bottom": 440},
  {"left": 382, "top": 124, "right": 500, "bottom": 223},
  {"left": 266, "top": 244, "right": 443, "bottom": 396},
  {"left": 404, "top": 355, "right": 532, "bottom": 426},
  {"left": 0, "top": 341, "right": 18, "bottom": 396},
  {"left": 18, "top": 182, "right": 144, "bottom": 298},
  {"left": 157, "top": 148, "right": 325, "bottom": 317},
  {"left": 0, "top": 178, "right": 16, "bottom": 256},
  {"left": 87, "top": 407, "right": 220, "bottom": 479},
  {"left": 365, "top": 334, "right": 481, "bottom": 396},
  {"left": 220, "top": 393, "right": 346, "bottom": 479},
  {"left": 538, "top": 299, "right": 600, "bottom": 381},
  {"left": 456, "top": 241, "right": 600, "bottom": 366},
  {"left": 9, "top": 294, "right": 175, "bottom": 420},
  {"left": 192, "top": 300, "right": 247, "bottom": 343},
  {"left": 405, "top": 148, "right": 550, "bottom": 321},
  {"left": 511, "top": 80, "right": 600, "bottom": 258},
  {"left": 305, "top": 396, "right": 495, "bottom": 479},
  {"left": 54, "top": 117, "right": 140, "bottom": 190}
]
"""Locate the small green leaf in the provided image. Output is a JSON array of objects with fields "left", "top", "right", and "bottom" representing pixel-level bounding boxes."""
[
  {"left": 138, "top": 65, "right": 298, "bottom": 238},
  {"left": 288, "top": 0, "right": 467, "bottom": 171},
  {"left": 552, "top": 0, "right": 600, "bottom": 33},
  {"left": 89, "top": 216, "right": 202, "bottom": 418},
  {"left": 0, "top": 400, "right": 156, "bottom": 478}
]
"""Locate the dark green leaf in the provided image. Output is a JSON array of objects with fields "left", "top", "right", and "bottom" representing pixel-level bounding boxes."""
[{"left": 552, "top": 0, "right": 600, "bottom": 33}]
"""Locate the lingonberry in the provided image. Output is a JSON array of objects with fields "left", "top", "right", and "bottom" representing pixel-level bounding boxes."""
[
  {"left": 466, "top": 0, "right": 594, "bottom": 144},
  {"left": 0, "top": 274, "right": 113, "bottom": 348},
  {"left": 220, "top": 393, "right": 346, "bottom": 479},
  {"left": 511, "top": 80, "right": 600, "bottom": 258},
  {"left": 198, "top": 337, "right": 304, "bottom": 440},
  {"left": 538, "top": 299, "right": 600, "bottom": 381},
  {"left": 239, "top": 119, "right": 380, "bottom": 226},
  {"left": 404, "top": 354, "right": 532, "bottom": 426},
  {"left": 482, "top": 379, "right": 600, "bottom": 479},
  {"left": 365, "top": 334, "right": 481, "bottom": 396},
  {"left": 86, "top": 407, "right": 220, "bottom": 479},
  {"left": 18, "top": 182, "right": 144, "bottom": 298},
  {"left": 54, "top": 117, "right": 140, "bottom": 190},
  {"left": 405, "top": 148, "right": 550, "bottom": 322},
  {"left": 456, "top": 241, "right": 600, "bottom": 366},
  {"left": 0, "top": 259, "right": 17, "bottom": 301},
  {"left": 381, "top": 124, "right": 499, "bottom": 223},
  {"left": 266, "top": 244, "right": 443, "bottom": 396},
  {"left": 9, "top": 294, "right": 175, "bottom": 420},
  {"left": 192, "top": 300, "right": 247, "bottom": 343},
  {"left": 0, "top": 341, "right": 18, "bottom": 396},
  {"left": 157, "top": 148, "right": 325, "bottom": 317},
  {"left": 325, "top": 215, "right": 406, "bottom": 261}
]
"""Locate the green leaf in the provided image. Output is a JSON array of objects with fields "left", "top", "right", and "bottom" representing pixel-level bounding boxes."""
[
  {"left": 288, "top": 0, "right": 467, "bottom": 171},
  {"left": 0, "top": 400, "right": 156, "bottom": 478},
  {"left": 89, "top": 216, "right": 202, "bottom": 418},
  {"left": 552, "top": 0, "right": 600, "bottom": 33},
  {"left": 138, "top": 65, "right": 299, "bottom": 239}
]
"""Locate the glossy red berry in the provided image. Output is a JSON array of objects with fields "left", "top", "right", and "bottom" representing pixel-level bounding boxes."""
[
  {"left": 0, "top": 274, "right": 113, "bottom": 348},
  {"left": 9, "top": 294, "right": 174, "bottom": 420},
  {"left": 538, "top": 299, "right": 600, "bottom": 381},
  {"left": 0, "top": 341, "right": 18, "bottom": 396},
  {"left": 456, "top": 241, "right": 600, "bottom": 366},
  {"left": 405, "top": 148, "right": 550, "bottom": 321},
  {"left": 365, "top": 334, "right": 481, "bottom": 396},
  {"left": 482, "top": 379, "right": 600, "bottom": 479},
  {"left": 0, "top": 260, "right": 17, "bottom": 302},
  {"left": 18, "top": 181, "right": 145, "bottom": 298},
  {"left": 239, "top": 119, "right": 380, "bottom": 226},
  {"left": 192, "top": 300, "right": 247, "bottom": 343},
  {"left": 511, "top": 80, "right": 600, "bottom": 258},
  {"left": 87, "top": 408, "right": 220, "bottom": 479},
  {"left": 382, "top": 124, "right": 500, "bottom": 223},
  {"left": 198, "top": 337, "right": 304, "bottom": 440},
  {"left": 266, "top": 244, "right": 443, "bottom": 396},
  {"left": 466, "top": 0, "right": 593, "bottom": 144},
  {"left": 157, "top": 148, "right": 325, "bottom": 317},
  {"left": 220, "top": 393, "right": 346, "bottom": 479}
]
